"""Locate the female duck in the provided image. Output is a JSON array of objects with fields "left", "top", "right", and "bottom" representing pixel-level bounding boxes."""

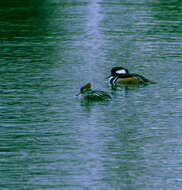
[
  {"left": 108, "top": 67, "right": 155, "bottom": 87},
  {"left": 77, "top": 83, "right": 111, "bottom": 101}
]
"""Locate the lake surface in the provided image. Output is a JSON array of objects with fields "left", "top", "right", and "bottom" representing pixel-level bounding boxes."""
[{"left": 1, "top": 0, "right": 182, "bottom": 189}]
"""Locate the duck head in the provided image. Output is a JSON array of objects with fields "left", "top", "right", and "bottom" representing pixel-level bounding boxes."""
[
  {"left": 110, "top": 67, "right": 129, "bottom": 76},
  {"left": 77, "top": 83, "right": 92, "bottom": 97}
]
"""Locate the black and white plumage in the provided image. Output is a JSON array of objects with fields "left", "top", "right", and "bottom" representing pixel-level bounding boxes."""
[{"left": 108, "top": 67, "right": 155, "bottom": 87}]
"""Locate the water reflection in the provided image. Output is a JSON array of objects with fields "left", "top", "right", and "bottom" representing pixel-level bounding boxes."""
[{"left": 1, "top": 0, "right": 182, "bottom": 189}]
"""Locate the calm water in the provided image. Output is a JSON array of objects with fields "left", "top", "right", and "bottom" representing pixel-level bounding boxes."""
[{"left": 1, "top": 0, "right": 182, "bottom": 189}]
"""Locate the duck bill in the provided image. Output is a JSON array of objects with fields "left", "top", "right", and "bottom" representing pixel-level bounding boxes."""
[
  {"left": 76, "top": 92, "right": 83, "bottom": 98},
  {"left": 107, "top": 75, "right": 114, "bottom": 81},
  {"left": 106, "top": 75, "right": 112, "bottom": 79}
]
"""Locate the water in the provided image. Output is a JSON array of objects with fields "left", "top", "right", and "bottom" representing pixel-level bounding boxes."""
[{"left": 1, "top": 0, "right": 182, "bottom": 189}]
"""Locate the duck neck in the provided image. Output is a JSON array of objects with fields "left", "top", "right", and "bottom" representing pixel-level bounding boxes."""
[{"left": 109, "top": 76, "right": 118, "bottom": 86}]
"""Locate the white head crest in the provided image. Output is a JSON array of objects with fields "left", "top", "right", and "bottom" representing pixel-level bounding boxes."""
[{"left": 116, "top": 69, "right": 127, "bottom": 74}]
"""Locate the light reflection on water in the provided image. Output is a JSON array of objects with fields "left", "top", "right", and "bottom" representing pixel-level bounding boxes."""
[{"left": 1, "top": 0, "right": 182, "bottom": 189}]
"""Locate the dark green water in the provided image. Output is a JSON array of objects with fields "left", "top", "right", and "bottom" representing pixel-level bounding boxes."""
[{"left": 1, "top": 0, "right": 182, "bottom": 189}]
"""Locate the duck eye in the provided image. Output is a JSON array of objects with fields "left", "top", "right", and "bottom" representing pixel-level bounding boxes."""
[{"left": 116, "top": 69, "right": 127, "bottom": 74}]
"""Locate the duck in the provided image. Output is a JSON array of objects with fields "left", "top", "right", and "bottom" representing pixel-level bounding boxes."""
[
  {"left": 77, "top": 83, "right": 111, "bottom": 101},
  {"left": 108, "top": 67, "right": 155, "bottom": 87}
]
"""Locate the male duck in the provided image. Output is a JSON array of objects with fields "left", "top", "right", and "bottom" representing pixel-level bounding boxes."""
[{"left": 108, "top": 67, "right": 155, "bottom": 87}]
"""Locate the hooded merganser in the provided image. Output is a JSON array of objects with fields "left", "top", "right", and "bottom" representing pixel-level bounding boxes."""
[
  {"left": 108, "top": 67, "right": 155, "bottom": 87},
  {"left": 77, "top": 83, "right": 111, "bottom": 101}
]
